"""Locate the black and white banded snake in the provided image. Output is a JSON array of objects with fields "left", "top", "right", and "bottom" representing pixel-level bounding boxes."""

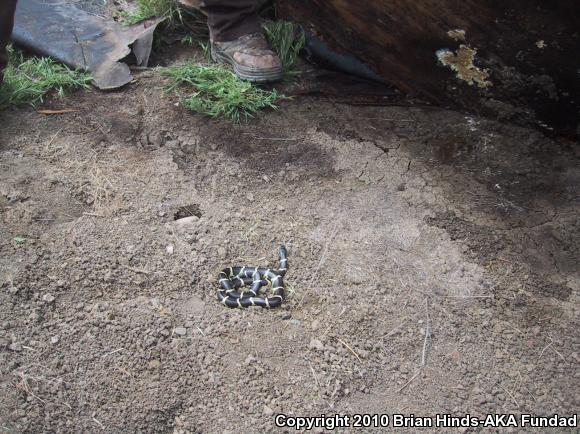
[{"left": 217, "top": 246, "right": 288, "bottom": 308}]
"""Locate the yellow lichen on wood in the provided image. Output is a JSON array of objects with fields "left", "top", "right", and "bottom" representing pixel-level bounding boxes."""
[{"left": 437, "top": 45, "right": 492, "bottom": 88}]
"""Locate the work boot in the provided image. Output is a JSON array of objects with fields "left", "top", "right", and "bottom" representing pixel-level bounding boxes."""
[{"left": 211, "top": 32, "right": 283, "bottom": 83}]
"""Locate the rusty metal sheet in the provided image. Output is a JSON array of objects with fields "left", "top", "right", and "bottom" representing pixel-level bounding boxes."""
[{"left": 12, "top": 0, "right": 164, "bottom": 89}]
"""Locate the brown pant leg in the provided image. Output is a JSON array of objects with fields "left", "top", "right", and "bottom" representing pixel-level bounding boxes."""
[
  {"left": 0, "top": 0, "right": 18, "bottom": 84},
  {"left": 200, "top": 0, "right": 260, "bottom": 42}
]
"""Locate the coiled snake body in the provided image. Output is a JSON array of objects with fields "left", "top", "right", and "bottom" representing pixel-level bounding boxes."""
[{"left": 217, "top": 246, "right": 288, "bottom": 308}]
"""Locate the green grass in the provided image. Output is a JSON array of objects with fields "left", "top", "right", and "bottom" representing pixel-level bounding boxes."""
[
  {"left": 198, "top": 41, "right": 212, "bottom": 61},
  {"left": 0, "top": 48, "right": 92, "bottom": 110},
  {"left": 122, "top": 0, "right": 180, "bottom": 25},
  {"left": 181, "top": 35, "right": 194, "bottom": 45},
  {"left": 262, "top": 20, "right": 305, "bottom": 73},
  {"left": 121, "top": 0, "right": 207, "bottom": 39},
  {"left": 161, "top": 62, "right": 281, "bottom": 121}
]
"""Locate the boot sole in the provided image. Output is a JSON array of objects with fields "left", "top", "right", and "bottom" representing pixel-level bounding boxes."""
[{"left": 211, "top": 49, "right": 283, "bottom": 83}]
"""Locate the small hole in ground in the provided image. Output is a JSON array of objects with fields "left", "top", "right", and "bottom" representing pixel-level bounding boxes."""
[{"left": 174, "top": 204, "right": 202, "bottom": 220}]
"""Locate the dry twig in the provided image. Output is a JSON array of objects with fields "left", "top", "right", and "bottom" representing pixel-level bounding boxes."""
[{"left": 335, "top": 337, "right": 363, "bottom": 363}]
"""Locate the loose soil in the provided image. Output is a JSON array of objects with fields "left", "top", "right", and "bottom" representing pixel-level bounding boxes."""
[{"left": 0, "top": 48, "right": 578, "bottom": 433}]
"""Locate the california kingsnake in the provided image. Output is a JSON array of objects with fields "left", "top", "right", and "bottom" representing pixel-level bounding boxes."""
[{"left": 217, "top": 246, "right": 288, "bottom": 308}]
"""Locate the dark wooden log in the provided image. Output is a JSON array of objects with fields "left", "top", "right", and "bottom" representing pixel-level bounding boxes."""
[{"left": 279, "top": 0, "right": 580, "bottom": 136}]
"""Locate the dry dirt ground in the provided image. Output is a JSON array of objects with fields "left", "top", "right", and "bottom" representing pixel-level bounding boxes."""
[{"left": 0, "top": 58, "right": 579, "bottom": 433}]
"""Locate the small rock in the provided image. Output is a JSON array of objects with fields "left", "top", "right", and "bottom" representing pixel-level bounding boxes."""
[
  {"left": 148, "top": 131, "right": 165, "bottom": 147},
  {"left": 103, "top": 270, "right": 113, "bottom": 282},
  {"left": 9, "top": 342, "right": 22, "bottom": 352},
  {"left": 311, "top": 319, "right": 320, "bottom": 330},
  {"left": 279, "top": 311, "right": 291, "bottom": 320},
  {"left": 50, "top": 336, "right": 60, "bottom": 345},
  {"left": 174, "top": 216, "right": 199, "bottom": 226},
  {"left": 309, "top": 338, "right": 324, "bottom": 351},
  {"left": 148, "top": 360, "right": 161, "bottom": 369},
  {"left": 42, "top": 293, "right": 55, "bottom": 303},
  {"left": 174, "top": 326, "right": 187, "bottom": 336},
  {"left": 288, "top": 172, "right": 299, "bottom": 181},
  {"left": 166, "top": 244, "right": 174, "bottom": 255},
  {"left": 217, "top": 247, "right": 227, "bottom": 258},
  {"left": 262, "top": 405, "right": 274, "bottom": 416},
  {"left": 475, "top": 395, "right": 487, "bottom": 405},
  {"left": 276, "top": 204, "right": 285, "bottom": 211},
  {"left": 245, "top": 355, "right": 257, "bottom": 365}
]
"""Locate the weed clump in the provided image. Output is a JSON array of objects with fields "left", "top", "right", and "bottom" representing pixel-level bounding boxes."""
[
  {"left": 0, "top": 48, "right": 92, "bottom": 110},
  {"left": 122, "top": 0, "right": 180, "bottom": 25},
  {"left": 262, "top": 20, "right": 305, "bottom": 73},
  {"left": 161, "top": 62, "right": 281, "bottom": 121}
]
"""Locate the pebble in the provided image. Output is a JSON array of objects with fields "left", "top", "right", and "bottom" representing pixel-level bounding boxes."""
[
  {"left": 309, "top": 338, "right": 324, "bottom": 351},
  {"left": 288, "top": 172, "right": 299, "bottom": 181},
  {"left": 9, "top": 342, "right": 22, "bottom": 352},
  {"left": 42, "top": 293, "right": 55, "bottom": 303},
  {"left": 311, "top": 319, "right": 320, "bottom": 330},
  {"left": 50, "top": 336, "right": 60, "bottom": 345},
  {"left": 166, "top": 244, "right": 174, "bottom": 255},
  {"left": 475, "top": 395, "right": 487, "bottom": 405},
  {"left": 174, "top": 216, "right": 199, "bottom": 226},
  {"left": 174, "top": 327, "right": 187, "bottom": 336},
  {"left": 217, "top": 247, "right": 227, "bottom": 258},
  {"left": 279, "top": 311, "right": 291, "bottom": 320},
  {"left": 262, "top": 405, "right": 274, "bottom": 416}
]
